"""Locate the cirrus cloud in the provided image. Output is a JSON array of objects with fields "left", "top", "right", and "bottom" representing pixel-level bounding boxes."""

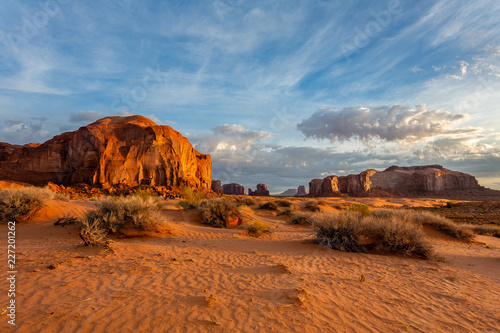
[{"left": 297, "top": 104, "right": 478, "bottom": 144}]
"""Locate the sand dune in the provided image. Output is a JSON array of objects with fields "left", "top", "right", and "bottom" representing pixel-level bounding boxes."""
[{"left": 1, "top": 198, "right": 499, "bottom": 332}]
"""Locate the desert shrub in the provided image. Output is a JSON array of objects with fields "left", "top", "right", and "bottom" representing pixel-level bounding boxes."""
[
  {"left": 471, "top": 225, "right": 500, "bottom": 238},
  {"left": 445, "top": 201, "right": 454, "bottom": 208},
  {"left": 305, "top": 200, "right": 320, "bottom": 212},
  {"left": 347, "top": 203, "right": 370, "bottom": 216},
  {"left": 199, "top": 198, "right": 240, "bottom": 228},
  {"left": 0, "top": 187, "right": 55, "bottom": 222},
  {"left": 259, "top": 201, "right": 278, "bottom": 211},
  {"left": 289, "top": 211, "right": 315, "bottom": 225},
  {"left": 313, "top": 211, "right": 433, "bottom": 259},
  {"left": 83, "top": 196, "right": 164, "bottom": 235},
  {"left": 79, "top": 218, "right": 108, "bottom": 246},
  {"left": 331, "top": 203, "right": 344, "bottom": 210},
  {"left": 243, "top": 219, "right": 269, "bottom": 237},
  {"left": 237, "top": 197, "right": 256, "bottom": 206},
  {"left": 368, "top": 215, "right": 433, "bottom": 259},
  {"left": 314, "top": 212, "right": 366, "bottom": 253},
  {"left": 276, "top": 199, "right": 292, "bottom": 207},
  {"left": 372, "top": 209, "right": 474, "bottom": 241},
  {"left": 178, "top": 186, "right": 203, "bottom": 209},
  {"left": 278, "top": 205, "right": 299, "bottom": 216},
  {"left": 132, "top": 188, "right": 157, "bottom": 200}
]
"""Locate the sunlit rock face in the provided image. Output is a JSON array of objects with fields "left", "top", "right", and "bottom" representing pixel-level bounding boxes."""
[
  {"left": 309, "top": 165, "right": 483, "bottom": 197},
  {"left": 0, "top": 116, "right": 212, "bottom": 190}
]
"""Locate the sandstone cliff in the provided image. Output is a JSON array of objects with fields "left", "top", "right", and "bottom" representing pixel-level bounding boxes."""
[
  {"left": 248, "top": 183, "right": 269, "bottom": 196},
  {"left": 222, "top": 183, "right": 245, "bottom": 195},
  {"left": 0, "top": 116, "right": 211, "bottom": 190},
  {"left": 309, "top": 165, "right": 486, "bottom": 197}
]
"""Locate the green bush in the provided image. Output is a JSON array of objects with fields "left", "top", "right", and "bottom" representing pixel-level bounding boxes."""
[
  {"left": 0, "top": 187, "right": 55, "bottom": 222},
  {"left": 289, "top": 211, "right": 315, "bottom": 225},
  {"left": 347, "top": 203, "right": 370, "bottom": 216},
  {"left": 259, "top": 201, "right": 278, "bottom": 210},
  {"left": 199, "top": 199, "right": 240, "bottom": 228}
]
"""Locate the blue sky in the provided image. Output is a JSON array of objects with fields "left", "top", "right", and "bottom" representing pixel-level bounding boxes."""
[{"left": 0, "top": 0, "right": 499, "bottom": 193}]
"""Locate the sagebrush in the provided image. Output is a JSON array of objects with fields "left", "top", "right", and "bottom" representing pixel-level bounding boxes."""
[
  {"left": 243, "top": 219, "right": 269, "bottom": 237},
  {"left": 199, "top": 198, "right": 241, "bottom": 228},
  {"left": 0, "top": 186, "right": 57, "bottom": 222}
]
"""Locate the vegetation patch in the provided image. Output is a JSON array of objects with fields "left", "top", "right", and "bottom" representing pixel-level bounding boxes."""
[
  {"left": 275, "top": 199, "right": 292, "bottom": 207},
  {"left": 313, "top": 211, "right": 433, "bottom": 259},
  {"left": 259, "top": 201, "right": 278, "bottom": 211},
  {"left": 470, "top": 225, "right": 500, "bottom": 238},
  {"left": 80, "top": 196, "right": 166, "bottom": 245},
  {"left": 347, "top": 203, "right": 370, "bottom": 216},
  {"left": 178, "top": 186, "right": 204, "bottom": 209},
  {"left": 198, "top": 198, "right": 242, "bottom": 228},
  {"left": 243, "top": 219, "right": 269, "bottom": 237},
  {"left": 237, "top": 197, "right": 256, "bottom": 206},
  {"left": 288, "top": 211, "right": 315, "bottom": 225},
  {"left": 0, "top": 186, "right": 57, "bottom": 222},
  {"left": 305, "top": 200, "right": 320, "bottom": 212}
]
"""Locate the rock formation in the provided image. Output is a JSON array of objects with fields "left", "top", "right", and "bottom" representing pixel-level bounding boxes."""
[
  {"left": 0, "top": 116, "right": 211, "bottom": 190},
  {"left": 276, "top": 188, "right": 298, "bottom": 197},
  {"left": 222, "top": 183, "right": 245, "bottom": 195},
  {"left": 211, "top": 180, "right": 222, "bottom": 194},
  {"left": 248, "top": 183, "right": 269, "bottom": 196},
  {"left": 296, "top": 185, "right": 308, "bottom": 196},
  {"left": 309, "top": 165, "right": 486, "bottom": 197}
]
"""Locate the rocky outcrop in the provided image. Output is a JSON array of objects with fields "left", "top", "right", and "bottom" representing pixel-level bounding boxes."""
[
  {"left": 211, "top": 180, "right": 222, "bottom": 194},
  {"left": 248, "top": 183, "right": 269, "bottom": 196},
  {"left": 296, "top": 185, "right": 308, "bottom": 196},
  {"left": 222, "top": 183, "right": 245, "bottom": 195},
  {"left": 0, "top": 116, "right": 211, "bottom": 190},
  {"left": 309, "top": 165, "right": 485, "bottom": 197},
  {"left": 277, "top": 188, "right": 298, "bottom": 197}
]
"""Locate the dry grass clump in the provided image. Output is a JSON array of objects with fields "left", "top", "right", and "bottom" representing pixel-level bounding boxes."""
[
  {"left": 178, "top": 186, "right": 203, "bottom": 209},
  {"left": 198, "top": 198, "right": 241, "bottom": 228},
  {"left": 347, "top": 203, "right": 370, "bottom": 216},
  {"left": 243, "top": 219, "right": 269, "bottom": 237},
  {"left": 289, "top": 211, "right": 315, "bottom": 225},
  {"left": 313, "top": 211, "right": 433, "bottom": 259},
  {"left": 0, "top": 186, "right": 56, "bottom": 222},
  {"left": 275, "top": 199, "right": 292, "bottom": 207},
  {"left": 80, "top": 196, "right": 166, "bottom": 245},
  {"left": 470, "top": 225, "right": 500, "bottom": 238},
  {"left": 259, "top": 201, "right": 278, "bottom": 211},
  {"left": 237, "top": 197, "right": 256, "bottom": 206},
  {"left": 373, "top": 209, "right": 474, "bottom": 241},
  {"left": 305, "top": 200, "right": 320, "bottom": 212}
]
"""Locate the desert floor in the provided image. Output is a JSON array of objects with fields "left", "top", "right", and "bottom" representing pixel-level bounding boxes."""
[{"left": 1, "top": 197, "right": 500, "bottom": 332}]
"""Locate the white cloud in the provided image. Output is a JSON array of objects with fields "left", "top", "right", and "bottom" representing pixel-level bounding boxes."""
[{"left": 297, "top": 104, "right": 477, "bottom": 144}]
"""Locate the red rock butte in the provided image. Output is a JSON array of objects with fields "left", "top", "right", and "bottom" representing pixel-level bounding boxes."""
[{"left": 0, "top": 115, "right": 211, "bottom": 190}]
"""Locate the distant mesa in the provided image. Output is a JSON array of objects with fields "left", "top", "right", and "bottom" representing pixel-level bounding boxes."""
[
  {"left": 309, "top": 165, "right": 499, "bottom": 198},
  {"left": 211, "top": 180, "right": 223, "bottom": 194},
  {"left": 276, "top": 185, "right": 308, "bottom": 197},
  {"left": 222, "top": 183, "right": 245, "bottom": 195},
  {"left": 0, "top": 115, "right": 211, "bottom": 191},
  {"left": 248, "top": 183, "right": 269, "bottom": 196},
  {"left": 296, "top": 185, "right": 308, "bottom": 196}
]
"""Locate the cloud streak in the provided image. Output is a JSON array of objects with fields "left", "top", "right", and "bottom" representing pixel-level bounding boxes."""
[{"left": 297, "top": 105, "right": 478, "bottom": 144}]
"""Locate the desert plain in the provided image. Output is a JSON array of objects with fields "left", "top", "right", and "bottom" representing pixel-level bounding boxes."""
[{"left": 1, "top": 190, "right": 499, "bottom": 333}]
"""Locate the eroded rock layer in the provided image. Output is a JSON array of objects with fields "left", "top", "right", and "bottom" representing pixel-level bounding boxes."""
[
  {"left": 0, "top": 116, "right": 211, "bottom": 190},
  {"left": 309, "top": 165, "right": 485, "bottom": 197}
]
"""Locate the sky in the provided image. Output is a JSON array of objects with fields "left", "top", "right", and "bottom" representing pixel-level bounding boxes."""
[{"left": 0, "top": 0, "right": 499, "bottom": 193}]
